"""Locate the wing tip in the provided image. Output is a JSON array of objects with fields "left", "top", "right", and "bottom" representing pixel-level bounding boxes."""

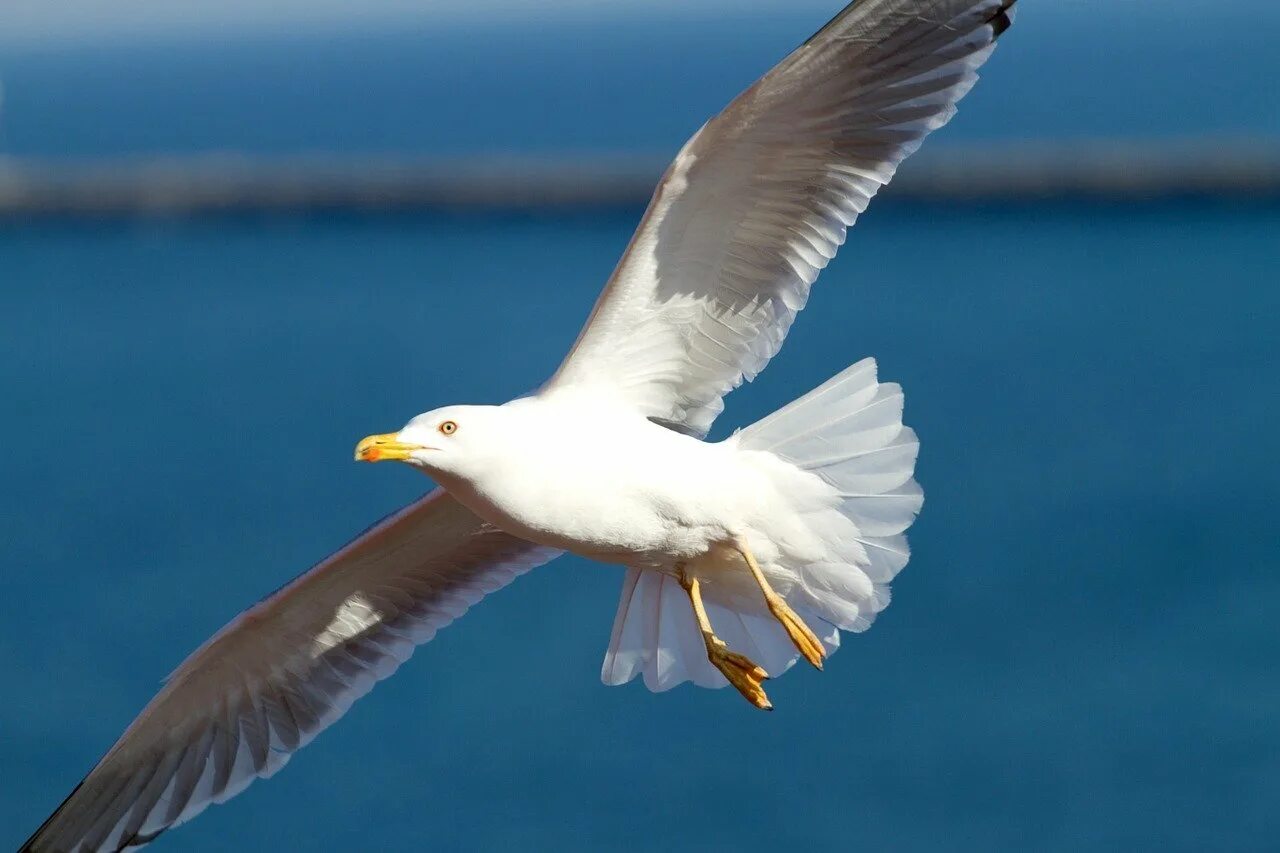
[
  {"left": 991, "top": 0, "right": 1018, "bottom": 39},
  {"left": 18, "top": 776, "right": 88, "bottom": 853},
  {"left": 805, "top": 0, "right": 1019, "bottom": 49}
]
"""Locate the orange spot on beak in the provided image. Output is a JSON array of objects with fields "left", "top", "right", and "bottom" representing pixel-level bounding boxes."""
[{"left": 355, "top": 432, "right": 423, "bottom": 463}]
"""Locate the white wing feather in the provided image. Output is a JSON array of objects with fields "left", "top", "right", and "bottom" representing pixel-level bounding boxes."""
[
  {"left": 546, "top": 0, "right": 1015, "bottom": 437},
  {"left": 21, "top": 491, "right": 560, "bottom": 853}
]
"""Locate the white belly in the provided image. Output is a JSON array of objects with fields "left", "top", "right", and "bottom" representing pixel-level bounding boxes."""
[{"left": 437, "top": 414, "right": 767, "bottom": 568}]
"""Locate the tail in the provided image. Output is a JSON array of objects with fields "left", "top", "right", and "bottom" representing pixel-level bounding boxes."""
[{"left": 601, "top": 358, "right": 922, "bottom": 693}]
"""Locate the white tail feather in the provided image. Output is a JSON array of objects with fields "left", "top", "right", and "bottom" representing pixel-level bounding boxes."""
[
  {"left": 602, "top": 569, "right": 726, "bottom": 690},
  {"left": 601, "top": 358, "right": 920, "bottom": 694}
]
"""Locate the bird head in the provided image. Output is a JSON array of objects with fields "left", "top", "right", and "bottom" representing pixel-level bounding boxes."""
[{"left": 355, "top": 404, "right": 500, "bottom": 477}]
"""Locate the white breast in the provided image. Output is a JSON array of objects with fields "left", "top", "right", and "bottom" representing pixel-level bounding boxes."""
[{"left": 446, "top": 396, "right": 759, "bottom": 564}]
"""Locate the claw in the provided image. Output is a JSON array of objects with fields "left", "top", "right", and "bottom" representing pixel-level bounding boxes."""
[
  {"left": 678, "top": 568, "right": 775, "bottom": 711},
  {"left": 706, "top": 636, "right": 773, "bottom": 711}
]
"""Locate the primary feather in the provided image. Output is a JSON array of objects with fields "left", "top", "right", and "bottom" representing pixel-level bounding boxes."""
[
  {"left": 20, "top": 493, "right": 560, "bottom": 852},
  {"left": 547, "top": 0, "right": 1015, "bottom": 437}
]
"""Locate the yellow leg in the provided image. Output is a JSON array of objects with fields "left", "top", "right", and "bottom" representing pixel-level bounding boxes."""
[
  {"left": 735, "top": 539, "right": 826, "bottom": 670},
  {"left": 677, "top": 568, "right": 773, "bottom": 711}
]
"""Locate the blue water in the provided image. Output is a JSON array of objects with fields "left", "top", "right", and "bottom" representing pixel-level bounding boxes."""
[
  {"left": 2, "top": 202, "right": 1277, "bottom": 850},
  {"left": 2, "top": 5, "right": 1280, "bottom": 852}
]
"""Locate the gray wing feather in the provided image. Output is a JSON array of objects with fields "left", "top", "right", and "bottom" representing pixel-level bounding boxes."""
[
  {"left": 548, "top": 0, "right": 1016, "bottom": 436},
  {"left": 21, "top": 490, "right": 560, "bottom": 852}
]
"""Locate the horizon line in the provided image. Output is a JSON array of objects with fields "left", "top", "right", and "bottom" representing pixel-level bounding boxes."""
[{"left": 2, "top": 138, "right": 1278, "bottom": 219}]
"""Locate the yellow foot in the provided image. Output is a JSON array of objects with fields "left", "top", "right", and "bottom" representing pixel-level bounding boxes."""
[
  {"left": 706, "top": 634, "right": 772, "bottom": 711},
  {"left": 677, "top": 566, "right": 774, "bottom": 711},
  {"left": 766, "top": 593, "right": 826, "bottom": 670},
  {"left": 733, "top": 537, "right": 826, "bottom": 671}
]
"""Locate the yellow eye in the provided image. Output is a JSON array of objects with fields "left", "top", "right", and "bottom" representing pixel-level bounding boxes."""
[{"left": 439, "top": 420, "right": 458, "bottom": 436}]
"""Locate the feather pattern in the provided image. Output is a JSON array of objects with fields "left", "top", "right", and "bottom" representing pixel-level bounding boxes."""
[
  {"left": 601, "top": 358, "right": 918, "bottom": 693},
  {"left": 546, "top": 0, "right": 1016, "bottom": 437},
  {"left": 20, "top": 491, "right": 561, "bottom": 853}
]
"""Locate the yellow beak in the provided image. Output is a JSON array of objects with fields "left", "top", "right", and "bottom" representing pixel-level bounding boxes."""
[{"left": 354, "top": 433, "right": 424, "bottom": 463}]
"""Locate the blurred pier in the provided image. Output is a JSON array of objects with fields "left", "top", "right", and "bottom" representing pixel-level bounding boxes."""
[{"left": 2, "top": 139, "right": 1278, "bottom": 218}]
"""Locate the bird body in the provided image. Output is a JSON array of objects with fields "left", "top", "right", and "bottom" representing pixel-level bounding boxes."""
[
  {"left": 393, "top": 395, "right": 809, "bottom": 569},
  {"left": 19, "top": 1, "right": 1017, "bottom": 848},
  {"left": 384, "top": 363, "right": 913, "bottom": 637},
  {"left": 355, "top": 355, "right": 919, "bottom": 699}
]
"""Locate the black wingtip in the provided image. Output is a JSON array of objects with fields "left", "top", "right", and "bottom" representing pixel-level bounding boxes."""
[
  {"left": 121, "top": 826, "right": 168, "bottom": 850},
  {"left": 806, "top": 0, "right": 1018, "bottom": 50},
  {"left": 991, "top": 0, "right": 1017, "bottom": 38},
  {"left": 18, "top": 777, "right": 87, "bottom": 853}
]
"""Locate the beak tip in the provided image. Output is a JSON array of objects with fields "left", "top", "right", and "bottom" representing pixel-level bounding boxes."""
[
  {"left": 355, "top": 432, "right": 417, "bottom": 464},
  {"left": 354, "top": 435, "right": 378, "bottom": 463}
]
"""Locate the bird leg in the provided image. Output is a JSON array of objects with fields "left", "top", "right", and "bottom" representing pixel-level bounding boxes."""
[
  {"left": 677, "top": 568, "right": 772, "bottom": 711},
  {"left": 735, "top": 539, "right": 826, "bottom": 670}
]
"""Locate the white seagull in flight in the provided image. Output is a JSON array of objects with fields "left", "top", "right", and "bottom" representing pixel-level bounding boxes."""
[{"left": 21, "top": 1, "right": 1015, "bottom": 849}]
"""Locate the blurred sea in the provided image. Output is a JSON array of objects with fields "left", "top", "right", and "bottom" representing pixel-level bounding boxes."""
[{"left": 2, "top": 6, "right": 1279, "bottom": 852}]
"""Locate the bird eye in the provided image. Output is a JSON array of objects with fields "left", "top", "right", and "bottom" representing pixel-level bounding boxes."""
[{"left": 439, "top": 420, "right": 458, "bottom": 436}]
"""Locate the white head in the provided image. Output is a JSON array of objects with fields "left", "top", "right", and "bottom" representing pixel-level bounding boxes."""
[{"left": 354, "top": 404, "right": 511, "bottom": 480}]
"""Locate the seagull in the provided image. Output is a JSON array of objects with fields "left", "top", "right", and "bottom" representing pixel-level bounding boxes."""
[{"left": 20, "top": 1, "right": 1015, "bottom": 849}]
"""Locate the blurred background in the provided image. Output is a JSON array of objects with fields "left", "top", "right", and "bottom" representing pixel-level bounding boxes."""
[{"left": 1, "top": 1, "right": 1277, "bottom": 850}]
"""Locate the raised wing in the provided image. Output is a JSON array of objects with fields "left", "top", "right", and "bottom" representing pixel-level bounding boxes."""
[
  {"left": 545, "top": 0, "right": 1015, "bottom": 437},
  {"left": 21, "top": 491, "right": 561, "bottom": 853}
]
